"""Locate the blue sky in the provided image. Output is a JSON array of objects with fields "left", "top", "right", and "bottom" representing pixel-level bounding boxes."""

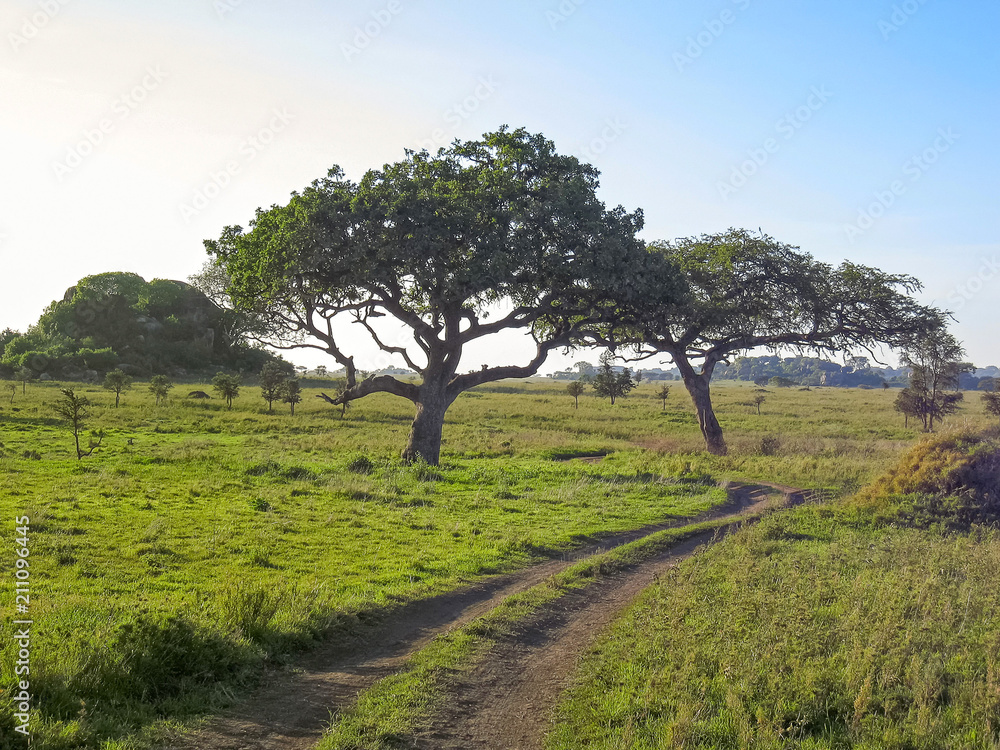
[{"left": 1, "top": 0, "right": 997, "bottom": 372}]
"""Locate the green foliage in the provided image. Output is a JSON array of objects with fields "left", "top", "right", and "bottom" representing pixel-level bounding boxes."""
[
  {"left": 768, "top": 375, "right": 796, "bottom": 387},
  {"left": 592, "top": 356, "right": 635, "bottom": 405},
  {"left": 855, "top": 430, "right": 1000, "bottom": 528},
  {"left": 617, "top": 228, "right": 944, "bottom": 454},
  {"left": 258, "top": 362, "right": 288, "bottom": 413},
  {"left": 566, "top": 380, "right": 586, "bottom": 408},
  {"left": 720, "top": 354, "right": 893, "bottom": 388},
  {"left": 149, "top": 375, "right": 173, "bottom": 406},
  {"left": 896, "top": 329, "right": 969, "bottom": 431},
  {"left": 982, "top": 391, "right": 1000, "bottom": 420},
  {"left": 102, "top": 369, "right": 133, "bottom": 408},
  {"left": 207, "top": 127, "right": 668, "bottom": 463},
  {"left": 52, "top": 387, "right": 104, "bottom": 459},
  {"left": 1, "top": 272, "right": 285, "bottom": 379},
  {"left": 281, "top": 378, "right": 303, "bottom": 415},
  {"left": 212, "top": 372, "right": 241, "bottom": 409},
  {"left": 656, "top": 385, "right": 671, "bottom": 410}
]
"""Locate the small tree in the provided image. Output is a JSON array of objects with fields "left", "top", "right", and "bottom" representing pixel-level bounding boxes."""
[
  {"left": 898, "top": 330, "right": 968, "bottom": 432},
  {"left": 6, "top": 382, "right": 15, "bottom": 405},
  {"left": 566, "top": 380, "right": 586, "bottom": 409},
  {"left": 53, "top": 388, "right": 104, "bottom": 459},
  {"left": 212, "top": 373, "right": 241, "bottom": 409},
  {"left": 259, "top": 362, "right": 287, "bottom": 413},
  {"left": 752, "top": 393, "right": 766, "bottom": 415},
  {"left": 103, "top": 369, "right": 133, "bottom": 408},
  {"left": 15, "top": 367, "right": 32, "bottom": 395},
  {"left": 894, "top": 387, "right": 921, "bottom": 428},
  {"left": 592, "top": 354, "right": 635, "bottom": 405},
  {"left": 149, "top": 375, "right": 173, "bottom": 406},
  {"left": 881, "top": 380, "right": 890, "bottom": 392},
  {"left": 656, "top": 385, "right": 671, "bottom": 411},
  {"left": 282, "top": 378, "right": 303, "bottom": 415}
]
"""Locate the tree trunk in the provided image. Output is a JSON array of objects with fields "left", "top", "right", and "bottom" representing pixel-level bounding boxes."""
[
  {"left": 401, "top": 389, "right": 451, "bottom": 465},
  {"left": 682, "top": 374, "right": 728, "bottom": 456}
]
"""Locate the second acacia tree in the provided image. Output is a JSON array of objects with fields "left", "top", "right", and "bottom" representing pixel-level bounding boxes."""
[
  {"left": 613, "top": 229, "right": 943, "bottom": 455},
  {"left": 208, "top": 128, "right": 671, "bottom": 464}
]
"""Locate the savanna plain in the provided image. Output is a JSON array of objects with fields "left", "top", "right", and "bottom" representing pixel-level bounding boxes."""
[{"left": 1, "top": 378, "right": 998, "bottom": 749}]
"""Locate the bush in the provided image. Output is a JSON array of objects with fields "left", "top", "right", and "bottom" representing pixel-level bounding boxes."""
[
  {"left": 346, "top": 456, "right": 375, "bottom": 475},
  {"left": 38, "top": 613, "right": 255, "bottom": 718},
  {"left": 757, "top": 435, "right": 781, "bottom": 456},
  {"left": 854, "top": 430, "right": 1000, "bottom": 527}
]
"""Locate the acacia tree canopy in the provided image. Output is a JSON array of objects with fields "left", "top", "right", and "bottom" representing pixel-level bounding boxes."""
[
  {"left": 206, "top": 127, "right": 672, "bottom": 464},
  {"left": 611, "top": 228, "right": 944, "bottom": 455}
]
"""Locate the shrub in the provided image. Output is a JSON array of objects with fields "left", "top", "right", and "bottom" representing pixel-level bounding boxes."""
[
  {"left": 54, "top": 614, "right": 254, "bottom": 711},
  {"left": 347, "top": 456, "right": 375, "bottom": 475},
  {"left": 854, "top": 430, "right": 1000, "bottom": 527},
  {"left": 757, "top": 435, "right": 781, "bottom": 456}
]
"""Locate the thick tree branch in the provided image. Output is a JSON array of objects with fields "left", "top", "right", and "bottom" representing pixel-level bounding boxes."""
[{"left": 320, "top": 374, "right": 419, "bottom": 406}]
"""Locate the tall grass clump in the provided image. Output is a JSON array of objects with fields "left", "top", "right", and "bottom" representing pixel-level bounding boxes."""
[{"left": 854, "top": 429, "right": 1000, "bottom": 528}]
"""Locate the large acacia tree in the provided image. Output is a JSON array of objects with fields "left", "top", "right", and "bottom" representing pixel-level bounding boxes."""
[
  {"left": 613, "top": 229, "right": 943, "bottom": 455},
  {"left": 207, "top": 128, "right": 670, "bottom": 464}
]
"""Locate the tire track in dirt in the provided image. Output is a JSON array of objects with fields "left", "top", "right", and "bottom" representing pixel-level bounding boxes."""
[
  {"left": 411, "top": 483, "right": 810, "bottom": 750},
  {"left": 159, "top": 482, "right": 804, "bottom": 750}
]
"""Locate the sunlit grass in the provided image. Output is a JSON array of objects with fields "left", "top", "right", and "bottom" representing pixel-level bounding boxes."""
[{"left": 0, "top": 377, "right": 992, "bottom": 747}]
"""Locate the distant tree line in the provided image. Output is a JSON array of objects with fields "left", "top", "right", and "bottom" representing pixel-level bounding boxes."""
[
  {"left": 716, "top": 355, "right": 997, "bottom": 390},
  {"left": 715, "top": 355, "right": 900, "bottom": 388}
]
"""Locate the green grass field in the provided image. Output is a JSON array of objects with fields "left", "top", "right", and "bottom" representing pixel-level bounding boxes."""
[
  {"left": 0, "top": 377, "right": 994, "bottom": 748},
  {"left": 547, "top": 504, "right": 1000, "bottom": 750},
  {"left": 548, "top": 429, "right": 1000, "bottom": 750}
]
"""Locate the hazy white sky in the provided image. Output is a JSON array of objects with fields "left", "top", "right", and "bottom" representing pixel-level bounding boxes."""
[{"left": 2, "top": 0, "right": 997, "bottom": 373}]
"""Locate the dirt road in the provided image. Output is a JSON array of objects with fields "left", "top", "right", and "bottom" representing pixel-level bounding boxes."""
[{"left": 161, "top": 482, "right": 805, "bottom": 750}]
